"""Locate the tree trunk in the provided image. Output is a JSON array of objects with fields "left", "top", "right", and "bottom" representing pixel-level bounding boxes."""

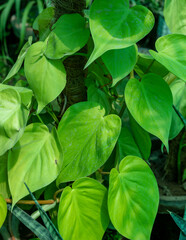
[{"left": 52, "top": 0, "right": 87, "bottom": 111}]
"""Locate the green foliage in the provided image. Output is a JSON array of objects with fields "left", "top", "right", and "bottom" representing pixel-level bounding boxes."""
[
  {"left": 0, "top": 194, "right": 7, "bottom": 228},
  {"left": 108, "top": 156, "right": 159, "bottom": 240},
  {"left": 0, "top": 0, "right": 185, "bottom": 239},
  {"left": 58, "top": 178, "right": 109, "bottom": 240}
]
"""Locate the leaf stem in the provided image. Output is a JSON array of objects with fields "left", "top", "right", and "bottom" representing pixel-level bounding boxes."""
[
  {"left": 119, "top": 101, "right": 127, "bottom": 118},
  {"left": 177, "top": 132, "right": 186, "bottom": 184}
]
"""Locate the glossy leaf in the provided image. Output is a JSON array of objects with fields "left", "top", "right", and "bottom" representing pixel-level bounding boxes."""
[
  {"left": 134, "top": 52, "right": 169, "bottom": 78},
  {"left": 87, "top": 85, "right": 111, "bottom": 114},
  {"left": 169, "top": 79, "right": 185, "bottom": 139},
  {"left": 150, "top": 34, "right": 186, "bottom": 82},
  {"left": 125, "top": 74, "right": 173, "bottom": 150},
  {"left": 8, "top": 123, "right": 63, "bottom": 206},
  {"left": 58, "top": 178, "right": 109, "bottom": 240},
  {"left": 102, "top": 45, "right": 138, "bottom": 86},
  {"left": 164, "top": 0, "right": 186, "bottom": 35},
  {"left": 24, "top": 41, "right": 66, "bottom": 113},
  {"left": 0, "top": 153, "right": 10, "bottom": 198},
  {"left": 0, "top": 194, "right": 7, "bottom": 228},
  {"left": 85, "top": 0, "right": 154, "bottom": 67},
  {"left": 108, "top": 156, "right": 159, "bottom": 240},
  {"left": 129, "top": 113, "right": 151, "bottom": 160},
  {"left": 33, "top": 7, "right": 55, "bottom": 41},
  {"left": 3, "top": 37, "right": 32, "bottom": 83},
  {"left": 116, "top": 127, "right": 142, "bottom": 163},
  {"left": 45, "top": 14, "right": 90, "bottom": 59},
  {"left": 0, "top": 85, "right": 32, "bottom": 156},
  {"left": 57, "top": 102, "right": 121, "bottom": 184}
]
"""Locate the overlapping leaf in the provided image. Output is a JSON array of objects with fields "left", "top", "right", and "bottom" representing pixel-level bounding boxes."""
[
  {"left": 108, "top": 156, "right": 159, "bottom": 240},
  {"left": 57, "top": 102, "right": 121, "bottom": 184},
  {"left": 0, "top": 194, "right": 7, "bottom": 228},
  {"left": 8, "top": 123, "right": 63, "bottom": 206},
  {"left": 58, "top": 178, "right": 109, "bottom": 240},
  {"left": 0, "top": 85, "right": 32, "bottom": 156},
  {"left": 125, "top": 73, "right": 173, "bottom": 150},
  {"left": 24, "top": 41, "right": 66, "bottom": 113},
  {"left": 45, "top": 14, "right": 90, "bottom": 59},
  {"left": 102, "top": 45, "right": 138, "bottom": 86},
  {"left": 150, "top": 34, "right": 186, "bottom": 82},
  {"left": 85, "top": 0, "right": 154, "bottom": 67}
]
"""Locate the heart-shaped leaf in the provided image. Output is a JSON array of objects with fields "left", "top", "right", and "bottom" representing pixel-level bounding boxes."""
[
  {"left": 0, "top": 194, "right": 7, "bottom": 228},
  {"left": 45, "top": 14, "right": 90, "bottom": 59},
  {"left": 125, "top": 73, "right": 173, "bottom": 150},
  {"left": 8, "top": 123, "right": 63, "bottom": 206},
  {"left": 24, "top": 41, "right": 66, "bottom": 113},
  {"left": 149, "top": 34, "right": 186, "bottom": 82},
  {"left": 85, "top": 0, "right": 154, "bottom": 67},
  {"left": 164, "top": 0, "right": 186, "bottom": 35},
  {"left": 108, "top": 156, "right": 159, "bottom": 240},
  {"left": 102, "top": 45, "right": 138, "bottom": 86},
  {"left": 0, "top": 153, "right": 10, "bottom": 198},
  {"left": 57, "top": 102, "right": 121, "bottom": 184},
  {"left": 58, "top": 177, "right": 109, "bottom": 240},
  {"left": 0, "top": 85, "right": 32, "bottom": 156}
]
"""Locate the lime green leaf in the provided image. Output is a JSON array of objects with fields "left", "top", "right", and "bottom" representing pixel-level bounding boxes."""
[
  {"left": 0, "top": 86, "right": 32, "bottom": 156},
  {"left": 116, "top": 127, "right": 142, "bottom": 162},
  {"left": 8, "top": 123, "right": 63, "bottom": 206},
  {"left": 58, "top": 178, "right": 109, "bottom": 240},
  {"left": 125, "top": 73, "right": 173, "bottom": 150},
  {"left": 0, "top": 194, "right": 7, "bottom": 228},
  {"left": 85, "top": 0, "right": 154, "bottom": 67},
  {"left": 45, "top": 14, "right": 90, "bottom": 59},
  {"left": 87, "top": 85, "right": 111, "bottom": 114},
  {"left": 164, "top": 0, "right": 186, "bottom": 35},
  {"left": 3, "top": 37, "right": 32, "bottom": 83},
  {"left": 102, "top": 45, "right": 138, "bottom": 86},
  {"left": 33, "top": 7, "right": 55, "bottom": 41},
  {"left": 24, "top": 42, "right": 66, "bottom": 113},
  {"left": 169, "top": 79, "right": 185, "bottom": 139},
  {"left": 149, "top": 34, "right": 186, "bottom": 82},
  {"left": 134, "top": 52, "right": 169, "bottom": 78},
  {"left": 108, "top": 156, "right": 159, "bottom": 240},
  {"left": 57, "top": 102, "right": 121, "bottom": 184},
  {"left": 129, "top": 113, "right": 151, "bottom": 160},
  {"left": 0, "top": 153, "right": 10, "bottom": 198}
]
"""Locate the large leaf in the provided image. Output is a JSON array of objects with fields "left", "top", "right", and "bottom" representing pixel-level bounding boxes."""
[
  {"left": 0, "top": 194, "right": 7, "bottom": 228},
  {"left": 116, "top": 127, "right": 142, "bottom": 163},
  {"left": 24, "top": 41, "right": 66, "bottom": 113},
  {"left": 85, "top": 0, "right": 154, "bottom": 67},
  {"left": 169, "top": 79, "right": 185, "bottom": 139},
  {"left": 102, "top": 45, "right": 138, "bottom": 86},
  {"left": 108, "top": 156, "right": 159, "bottom": 240},
  {"left": 125, "top": 73, "right": 173, "bottom": 150},
  {"left": 3, "top": 37, "right": 32, "bottom": 83},
  {"left": 0, "top": 153, "right": 10, "bottom": 198},
  {"left": 33, "top": 7, "right": 55, "bottom": 41},
  {"left": 0, "top": 85, "right": 32, "bottom": 156},
  {"left": 149, "top": 34, "right": 186, "bottom": 82},
  {"left": 58, "top": 178, "right": 109, "bottom": 240},
  {"left": 8, "top": 123, "right": 63, "bottom": 206},
  {"left": 57, "top": 102, "right": 121, "bottom": 184},
  {"left": 164, "top": 0, "right": 186, "bottom": 35},
  {"left": 129, "top": 112, "right": 151, "bottom": 160},
  {"left": 45, "top": 14, "right": 90, "bottom": 59}
]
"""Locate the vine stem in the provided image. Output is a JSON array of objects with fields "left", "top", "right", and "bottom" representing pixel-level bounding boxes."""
[
  {"left": 5, "top": 199, "right": 60, "bottom": 205},
  {"left": 119, "top": 102, "right": 126, "bottom": 118},
  {"left": 177, "top": 132, "right": 186, "bottom": 184}
]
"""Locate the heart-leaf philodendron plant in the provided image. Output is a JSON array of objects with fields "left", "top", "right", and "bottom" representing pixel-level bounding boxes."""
[{"left": 0, "top": 0, "right": 186, "bottom": 239}]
